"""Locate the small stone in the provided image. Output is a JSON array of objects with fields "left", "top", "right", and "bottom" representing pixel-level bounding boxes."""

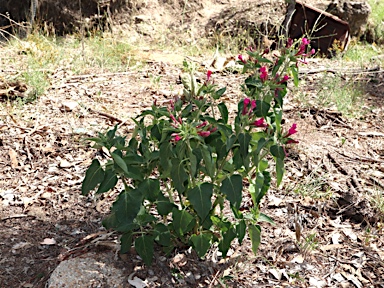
[
  {"left": 61, "top": 101, "right": 79, "bottom": 112},
  {"left": 59, "top": 159, "right": 72, "bottom": 168}
]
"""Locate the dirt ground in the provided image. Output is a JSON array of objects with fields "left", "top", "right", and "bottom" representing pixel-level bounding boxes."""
[{"left": 1, "top": 0, "right": 384, "bottom": 287}]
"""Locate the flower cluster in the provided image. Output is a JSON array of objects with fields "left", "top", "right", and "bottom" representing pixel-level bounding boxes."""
[
  {"left": 284, "top": 123, "right": 299, "bottom": 144},
  {"left": 242, "top": 98, "right": 256, "bottom": 115}
]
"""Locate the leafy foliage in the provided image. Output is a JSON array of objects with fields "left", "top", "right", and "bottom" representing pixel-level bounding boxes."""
[{"left": 82, "top": 39, "right": 309, "bottom": 265}]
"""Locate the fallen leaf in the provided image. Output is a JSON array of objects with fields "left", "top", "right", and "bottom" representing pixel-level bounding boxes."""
[
  {"left": 332, "top": 232, "right": 341, "bottom": 244},
  {"left": 269, "top": 268, "right": 282, "bottom": 280},
  {"left": 128, "top": 276, "right": 148, "bottom": 288},
  {"left": 309, "top": 277, "right": 327, "bottom": 287},
  {"left": 40, "top": 238, "right": 56, "bottom": 245},
  {"left": 291, "top": 254, "right": 304, "bottom": 264},
  {"left": 9, "top": 148, "right": 18, "bottom": 168}
]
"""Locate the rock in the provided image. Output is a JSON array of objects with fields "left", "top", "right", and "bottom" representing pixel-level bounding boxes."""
[
  {"left": 326, "top": 0, "right": 371, "bottom": 37},
  {"left": 48, "top": 253, "right": 127, "bottom": 288}
]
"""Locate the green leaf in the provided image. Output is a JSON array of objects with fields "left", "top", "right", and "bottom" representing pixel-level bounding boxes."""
[
  {"left": 96, "top": 169, "right": 118, "bottom": 194},
  {"left": 150, "top": 124, "right": 161, "bottom": 141},
  {"left": 232, "top": 148, "right": 243, "bottom": 170},
  {"left": 135, "top": 235, "right": 154, "bottom": 266},
  {"left": 255, "top": 100, "right": 270, "bottom": 118},
  {"left": 156, "top": 193, "right": 176, "bottom": 216},
  {"left": 218, "top": 102, "right": 229, "bottom": 124},
  {"left": 239, "top": 133, "right": 251, "bottom": 158},
  {"left": 276, "top": 157, "right": 285, "bottom": 187},
  {"left": 258, "top": 159, "right": 268, "bottom": 172},
  {"left": 135, "top": 207, "right": 157, "bottom": 225},
  {"left": 250, "top": 171, "right": 271, "bottom": 205},
  {"left": 226, "top": 134, "right": 237, "bottom": 152},
  {"left": 113, "top": 189, "right": 143, "bottom": 230},
  {"left": 159, "top": 142, "right": 173, "bottom": 176},
  {"left": 102, "top": 211, "right": 118, "bottom": 230},
  {"left": 189, "top": 152, "right": 198, "bottom": 177},
  {"left": 154, "top": 223, "right": 171, "bottom": 247},
  {"left": 218, "top": 227, "right": 236, "bottom": 258},
  {"left": 213, "top": 87, "right": 226, "bottom": 100},
  {"left": 181, "top": 103, "right": 193, "bottom": 118},
  {"left": 82, "top": 159, "right": 105, "bottom": 195},
  {"left": 220, "top": 174, "right": 243, "bottom": 210},
  {"left": 106, "top": 125, "right": 118, "bottom": 141},
  {"left": 270, "top": 145, "right": 285, "bottom": 159},
  {"left": 249, "top": 224, "right": 261, "bottom": 254},
  {"left": 187, "top": 183, "right": 213, "bottom": 222},
  {"left": 120, "top": 232, "right": 133, "bottom": 254},
  {"left": 201, "top": 146, "right": 214, "bottom": 178},
  {"left": 112, "top": 151, "right": 129, "bottom": 174},
  {"left": 190, "top": 233, "right": 212, "bottom": 258},
  {"left": 291, "top": 65, "right": 299, "bottom": 87},
  {"left": 259, "top": 213, "right": 275, "bottom": 225},
  {"left": 138, "top": 179, "right": 160, "bottom": 202},
  {"left": 171, "top": 158, "right": 188, "bottom": 193},
  {"left": 236, "top": 220, "right": 246, "bottom": 245},
  {"left": 172, "top": 208, "right": 196, "bottom": 237}
]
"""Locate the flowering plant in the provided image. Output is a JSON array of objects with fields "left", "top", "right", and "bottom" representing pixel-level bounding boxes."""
[{"left": 82, "top": 38, "right": 310, "bottom": 265}]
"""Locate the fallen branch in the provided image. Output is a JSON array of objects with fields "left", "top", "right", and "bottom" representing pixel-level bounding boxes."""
[
  {"left": 86, "top": 107, "right": 123, "bottom": 123},
  {"left": 300, "top": 66, "right": 382, "bottom": 75}
]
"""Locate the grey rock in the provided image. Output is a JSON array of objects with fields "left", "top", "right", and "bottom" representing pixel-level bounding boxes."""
[
  {"left": 48, "top": 253, "right": 127, "bottom": 288},
  {"left": 327, "top": 0, "right": 371, "bottom": 36}
]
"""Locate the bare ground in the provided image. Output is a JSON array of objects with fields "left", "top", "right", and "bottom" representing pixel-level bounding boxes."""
[{"left": 1, "top": 0, "right": 384, "bottom": 287}]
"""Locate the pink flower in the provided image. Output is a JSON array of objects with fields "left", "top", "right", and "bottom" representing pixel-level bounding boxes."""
[
  {"left": 207, "top": 70, "right": 212, "bottom": 81},
  {"left": 286, "top": 38, "right": 293, "bottom": 48},
  {"left": 302, "top": 38, "right": 310, "bottom": 45},
  {"left": 260, "top": 66, "right": 268, "bottom": 82},
  {"left": 278, "top": 74, "right": 290, "bottom": 84},
  {"left": 286, "top": 123, "right": 298, "bottom": 137},
  {"left": 198, "top": 131, "right": 211, "bottom": 137},
  {"left": 242, "top": 98, "right": 251, "bottom": 115},
  {"left": 250, "top": 100, "right": 256, "bottom": 111},
  {"left": 295, "top": 38, "right": 311, "bottom": 56},
  {"left": 209, "top": 127, "right": 218, "bottom": 133},
  {"left": 238, "top": 54, "right": 247, "bottom": 64},
  {"left": 196, "top": 121, "right": 208, "bottom": 129},
  {"left": 170, "top": 114, "right": 178, "bottom": 124},
  {"left": 262, "top": 48, "right": 270, "bottom": 56},
  {"left": 171, "top": 133, "right": 182, "bottom": 142},
  {"left": 252, "top": 118, "right": 268, "bottom": 128}
]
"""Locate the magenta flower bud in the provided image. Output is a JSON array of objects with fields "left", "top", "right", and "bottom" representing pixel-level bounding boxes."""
[
  {"left": 259, "top": 66, "right": 268, "bottom": 82},
  {"left": 209, "top": 127, "right": 218, "bottom": 133},
  {"left": 278, "top": 74, "right": 290, "bottom": 84},
  {"left": 286, "top": 123, "right": 298, "bottom": 137},
  {"left": 282, "top": 75, "right": 290, "bottom": 82},
  {"left": 196, "top": 121, "right": 208, "bottom": 129},
  {"left": 242, "top": 98, "right": 251, "bottom": 115},
  {"left": 170, "top": 114, "right": 178, "bottom": 124},
  {"left": 238, "top": 54, "right": 247, "bottom": 64},
  {"left": 207, "top": 70, "right": 212, "bottom": 81},
  {"left": 262, "top": 48, "right": 270, "bottom": 56},
  {"left": 286, "top": 38, "right": 293, "bottom": 48},
  {"left": 250, "top": 100, "right": 256, "bottom": 111},
  {"left": 198, "top": 131, "right": 211, "bottom": 137},
  {"left": 171, "top": 134, "right": 182, "bottom": 142},
  {"left": 252, "top": 118, "right": 268, "bottom": 128},
  {"left": 286, "top": 139, "right": 299, "bottom": 144},
  {"left": 302, "top": 38, "right": 310, "bottom": 45}
]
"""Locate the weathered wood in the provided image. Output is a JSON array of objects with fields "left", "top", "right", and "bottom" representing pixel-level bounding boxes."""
[{"left": 288, "top": 0, "right": 351, "bottom": 57}]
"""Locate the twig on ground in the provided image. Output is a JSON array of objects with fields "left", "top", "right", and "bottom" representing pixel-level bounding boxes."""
[{"left": 86, "top": 107, "right": 123, "bottom": 123}]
